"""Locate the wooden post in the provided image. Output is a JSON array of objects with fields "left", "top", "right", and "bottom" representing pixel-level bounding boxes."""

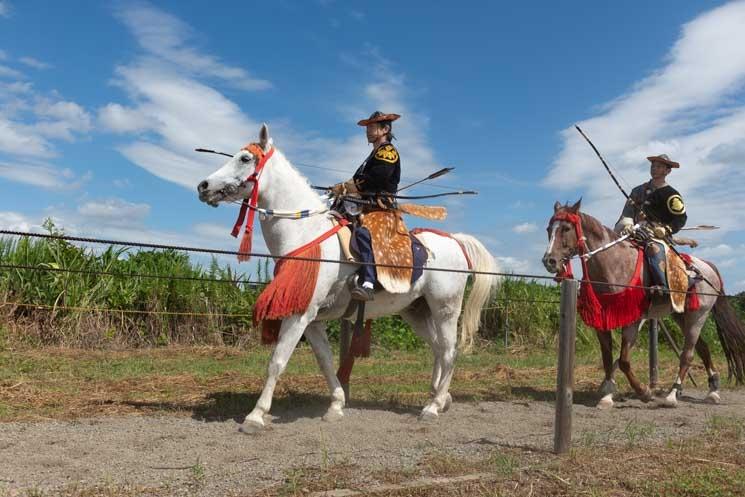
[
  {"left": 648, "top": 319, "right": 659, "bottom": 389},
  {"left": 554, "top": 278, "right": 577, "bottom": 455},
  {"left": 504, "top": 309, "right": 510, "bottom": 349},
  {"left": 339, "top": 320, "right": 353, "bottom": 402}
]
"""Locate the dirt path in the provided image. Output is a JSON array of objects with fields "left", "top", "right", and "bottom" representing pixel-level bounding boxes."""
[{"left": 1, "top": 389, "right": 744, "bottom": 496}]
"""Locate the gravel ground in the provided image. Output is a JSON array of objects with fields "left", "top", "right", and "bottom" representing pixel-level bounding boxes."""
[{"left": 1, "top": 388, "right": 744, "bottom": 496}]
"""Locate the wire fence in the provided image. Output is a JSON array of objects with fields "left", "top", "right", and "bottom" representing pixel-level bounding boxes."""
[{"left": 0, "top": 229, "right": 742, "bottom": 300}]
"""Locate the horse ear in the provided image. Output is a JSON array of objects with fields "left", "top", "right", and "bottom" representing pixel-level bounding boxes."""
[
  {"left": 570, "top": 198, "right": 582, "bottom": 213},
  {"left": 259, "top": 123, "right": 272, "bottom": 150},
  {"left": 553, "top": 201, "right": 562, "bottom": 212}
]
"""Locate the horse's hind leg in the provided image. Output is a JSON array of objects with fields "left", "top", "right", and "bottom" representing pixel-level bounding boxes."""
[
  {"left": 596, "top": 329, "right": 617, "bottom": 409},
  {"left": 304, "top": 321, "right": 346, "bottom": 421},
  {"left": 618, "top": 323, "right": 653, "bottom": 402},
  {"left": 400, "top": 307, "right": 443, "bottom": 407},
  {"left": 663, "top": 311, "right": 708, "bottom": 407},
  {"left": 240, "top": 313, "right": 312, "bottom": 433},
  {"left": 673, "top": 314, "right": 720, "bottom": 404}
]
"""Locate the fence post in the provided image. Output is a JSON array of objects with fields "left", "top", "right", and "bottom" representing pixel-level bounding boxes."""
[
  {"left": 554, "top": 278, "right": 577, "bottom": 455},
  {"left": 504, "top": 309, "right": 510, "bottom": 350},
  {"left": 339, "top": 320, "right": 352, "bottom": 402},
  {"left": 648, "top": 319, "right": 659, "bottom": 389}
]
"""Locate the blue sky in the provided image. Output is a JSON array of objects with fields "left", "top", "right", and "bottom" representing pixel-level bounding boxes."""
[{"left": 2, "top": 1, "right": 745, "bottom": 291}]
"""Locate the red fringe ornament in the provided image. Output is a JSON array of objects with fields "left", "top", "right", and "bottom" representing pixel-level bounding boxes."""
[
  {"left": 678, "top": 253, "right": 701, "bottom": 311},
  {"left": 254, "top": 243, "right": 321, "bottom": 344},
  {"left": 578, "top": 250, "right": 649, "bottom": 332}
]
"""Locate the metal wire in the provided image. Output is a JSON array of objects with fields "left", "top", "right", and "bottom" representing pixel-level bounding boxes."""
[
  {"left": 0, "top": 301, "right": 252, "bottom": 318},
  {"left": 0, "top": 263, "right": 269, "bottom": 287},
  {"left": 0, "top": 230, "right": 557, "bottom": 281},
  {"left": 1, "top": 230, "right": 741, "bottom": 299}
]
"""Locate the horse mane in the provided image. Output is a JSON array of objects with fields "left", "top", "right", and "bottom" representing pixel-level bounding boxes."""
[
  {"left": 579, "top": 211, "right": 618, "bottom": 242},
  {"left": 556, "top": 203, "right": 618, "bottom": 242},
  {"left": 269, "top": 148, "right": 326, "bottom": 207}
]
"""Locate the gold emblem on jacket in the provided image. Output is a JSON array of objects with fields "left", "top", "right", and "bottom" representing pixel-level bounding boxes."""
[
  {"left": 667, "top": 195, "right": 685, "bottom": 215},
  {"left": 375, "top": 145, "right": 399, "bottom": 164}
]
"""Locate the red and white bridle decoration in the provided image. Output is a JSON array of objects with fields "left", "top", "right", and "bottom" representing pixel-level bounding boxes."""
[
  {"left": 547, "top": 211, "right": 588, "bottom": 280},
  {"left": 231, "top": 143, "right": 275, "bottom": 262}
]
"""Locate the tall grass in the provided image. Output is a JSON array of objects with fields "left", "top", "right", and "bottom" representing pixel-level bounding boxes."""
[
  {"left": 0, "top": 221, "right": 261, "bottom": 348},
  {"left": 1, "top": 221, "right": 742, "bottom": 351}
]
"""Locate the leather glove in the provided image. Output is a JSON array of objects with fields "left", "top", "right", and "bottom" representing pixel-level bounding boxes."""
[
  {"left": 652, "top": 225, "right": 670, "bottom": 239},
  {"left": 330, "top": 182, "right": 346, "bottom": 196},
  {"left": 330, "top": 180, "right": 358, "bottom": 197},
  {"left": 620, "top": 224, "right": 635, "bottom": 236}
]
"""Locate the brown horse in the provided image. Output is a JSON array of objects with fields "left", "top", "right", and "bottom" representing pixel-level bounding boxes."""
[{"left": 542, "top": 200, "right": 745, "bottom": 408}]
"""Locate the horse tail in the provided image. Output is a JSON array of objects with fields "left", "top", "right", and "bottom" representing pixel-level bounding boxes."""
[
  {"left": 707, "top": 261, "right": 745, "bottom": 384},
  {"left": 451, "top": 233, "right": 499, "bottom": 352}
]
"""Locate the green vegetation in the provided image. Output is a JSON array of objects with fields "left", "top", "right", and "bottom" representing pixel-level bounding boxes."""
[{"left": 1, "top": 222, "right": 743, "bottom": 351}]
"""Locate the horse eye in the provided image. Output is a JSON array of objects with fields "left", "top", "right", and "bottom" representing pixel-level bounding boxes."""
[{"left": 240, "top": 155, "right": 251, "bottom": 163}]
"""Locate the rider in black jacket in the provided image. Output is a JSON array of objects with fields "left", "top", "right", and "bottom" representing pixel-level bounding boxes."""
[
  {"left": 331, "top": 111, "right": 401, "bottom": 301},
  {"left": 615, "top": 154, "right": 687, "bottom": 294}
]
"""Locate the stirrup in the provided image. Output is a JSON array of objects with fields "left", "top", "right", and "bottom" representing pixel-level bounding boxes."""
[{"left": 351, "top": 285, "right": 374, "bottom": 302}]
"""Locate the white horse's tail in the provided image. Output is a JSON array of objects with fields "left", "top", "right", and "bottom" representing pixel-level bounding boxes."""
[{"left": 451, "top": 233, "right": 499, "bottom": 352}]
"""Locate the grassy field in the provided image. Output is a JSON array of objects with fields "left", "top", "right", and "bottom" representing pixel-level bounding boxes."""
[
  {"left": 0, "top": 343, "right": 733, "bottom": 422},
  {"left": 1, "top": 345, "right": 745, "bottom": 497}
]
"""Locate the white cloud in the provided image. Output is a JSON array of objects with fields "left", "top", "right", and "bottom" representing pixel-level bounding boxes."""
[
  {"left": 0, "top": 161, "right": 91, "bottom": 189},
  {"left": 19, "top": 57, "right": 51, "bottom": 70},
  {"left": 693, "top": 243, "right": 734, "bottom": 259},
  {"left": 0, "top": 211, "right": 39, "bottom": 232},
  {"left": 113, "top": 178, "right": 131, "bottom": 188},
  {"left": 0, "top": 1, "right": 9, "bottom": 18},
  {"left": 78, "top": 199, "right": 151, "bottom": 225},
  {"left": 0, "top": 69, "right": 92, "bottom": 157},
  {"left": 495, "top": 256, "right": 531, "bottom": 274},
  {"left": 512, "top": 222, "right": 538, "bottom": 234},
  {"left": 0, "top": 64, "right": 23, "bottom": 79},
  {"left": 546, "top": 1, "right": 745, "bottom": 233},
  {"left": 114, "top": 3, "right": 271, "bottom": 91}
]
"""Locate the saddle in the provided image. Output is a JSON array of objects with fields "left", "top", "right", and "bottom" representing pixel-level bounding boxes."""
[
  {"left": 665, "top": 246, "right": 689, "bottom": 313},
  {"left": 357, "top": 210, "right": 414, "bottom": 293}
]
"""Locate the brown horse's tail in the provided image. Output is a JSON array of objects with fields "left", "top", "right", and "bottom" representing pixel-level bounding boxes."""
[
  {"left": 711, "top": 295, "right": 745, "bottom": 384},
  {"left": 705, "top": 260, "right": 745, "bottom": 384}
]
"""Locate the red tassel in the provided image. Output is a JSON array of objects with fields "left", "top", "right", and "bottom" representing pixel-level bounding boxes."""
[
  {"left": 350, "top": 319, "right": 372, "bottom": 358},
  {"left": 238, "top": 228, "right": 253, "bottom": 262},
  {"left": 254, "top": 244, "right": 321, "bottom": 344}
]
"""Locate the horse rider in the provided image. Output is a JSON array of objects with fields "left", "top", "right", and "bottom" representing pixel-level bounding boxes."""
[
  {"left": 614, "top": 154, "right": 687, "bottom": 295},
  {"left": 331, "top": 111, "right": 402, "bottom": 301}
]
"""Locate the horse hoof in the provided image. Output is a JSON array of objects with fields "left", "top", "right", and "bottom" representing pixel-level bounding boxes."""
[
  {"left": 640, "top": 388, "right": 653, "bottom": 403},
  {"left": 323, "top": 408, "right": 344, "bottom": 422},
  {"left": 238, "top": 418, "right": 264, "bottom": 434},
  {"left": 706, "top": 391, "right": 721, "bottom": 404},
  {"left": 419, "top": 409, "right": 439, "bottom": 422},
  {"left": 661, "top": 395, "right": 678, "bottom": 408},
  {"left": 597, "top": 394, "right": 614, "bottom": 410},
  {"left": 441, "top": 393, "right": 453, "bottom": 413}
]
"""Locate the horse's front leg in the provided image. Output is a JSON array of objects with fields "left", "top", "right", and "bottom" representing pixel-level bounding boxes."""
[
  {"left": 304, "top": 321, "right": 346, "bottom": 422},
  {"left": 618, "top": 322, "right": 652, "bottom": 402},
  {"left": 596, "top": 329, "right": 617, "bottom": 409},
  {"left": 240, "top": 313, "right": 312, "bottom": 433}
]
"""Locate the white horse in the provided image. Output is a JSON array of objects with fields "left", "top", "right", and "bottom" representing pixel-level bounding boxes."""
[{"left": 197, "top": 124, "right": 497, "bottom": 432}]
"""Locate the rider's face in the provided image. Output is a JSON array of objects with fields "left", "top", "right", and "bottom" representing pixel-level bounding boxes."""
[
  {"left": 366, "top": 123, "right": 388, "bottom": 144},
  {"left": 650, "top": 161, "right": 670, "bottom": 180}
]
